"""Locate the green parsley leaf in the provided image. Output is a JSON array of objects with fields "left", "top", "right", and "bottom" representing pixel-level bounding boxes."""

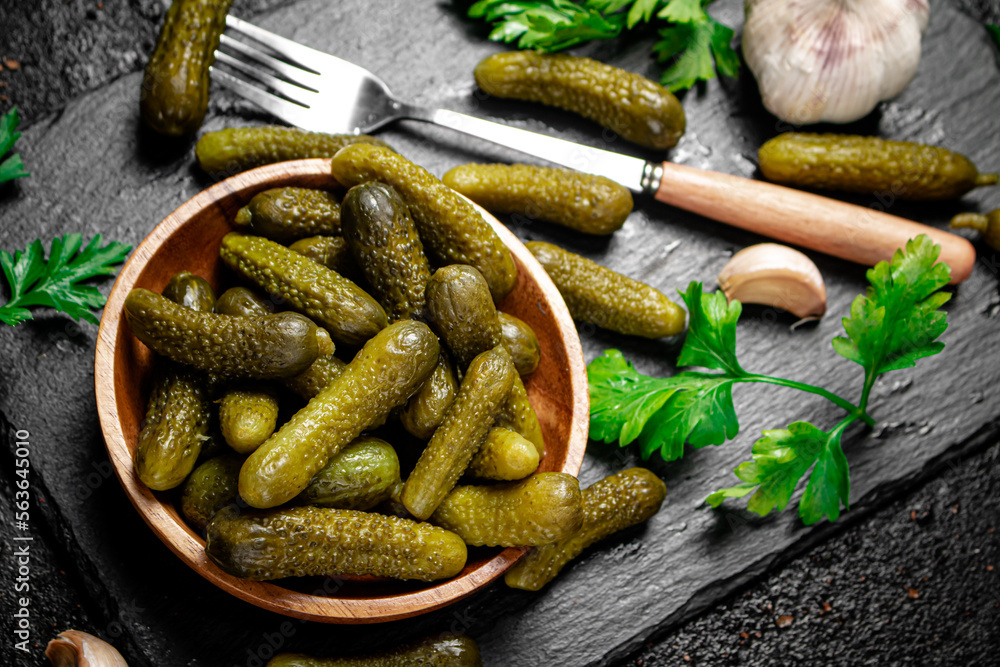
[
  {"left": 625, "top": 0, "right": 661, "bottom": 28},
  {"left": 0, "top": 234, "right": 132, "bottom": 326},
  {"left": 676, "top": 281, "right": 744, "bottom": 375},
  {"left": 656, "top": 0, "right": 703, "bottom": 23},
  {"left": 987, "top": 24, "right": 1000, "bottom": 48},
  {"left": 0, "top": 107, "right": 30, "bottom": 184},
  {"left": 470, "top": 0, "right": 624, "bottom": 51},
  {"left": 654, "top": 14, "right": 737, "bottom": 91}
]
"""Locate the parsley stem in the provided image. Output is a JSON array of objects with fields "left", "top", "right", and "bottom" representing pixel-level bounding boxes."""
[{"left": 740, "top": 374, "right": 875, "bottom": 427}]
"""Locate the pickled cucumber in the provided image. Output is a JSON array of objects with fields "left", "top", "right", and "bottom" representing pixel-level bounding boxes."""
[
  {"left": 527, "top": 241, "right": 685, "bottom": 338},
  {"left": 425, "top": 265, "right": 502, "bottom": 370},
  {"left": 298, "top": 437, "right": 400, "bottom": 510},
  {"left": 330, "top": 144, "right": 517, "bottom": 301},
  {"left": 401, "top": 346, "right": 517, "bottom": 520},
  {"left": 505, "top": 468, "right": 666, "bottom": 591},
  {"left": 205, "top": 505, "right": 467, "bottom": 581},
  {"left": 162, "top": 271, "right": 216, "bottom": 312},
  {"left": 266, "top": 634, "right": 481, "bottom": 667},
  {"left": 430, "top": 473, "right": 582, "bottom": 547},
  {"left": 218, "top": 383, "right": 279, "bottom": 454},
  {"left": 400, "top": 352, "right": 458, "bottom": 440},
  {"left": 215, "top": 286, "right": 274, "bottom": 317},
  {"left": 235, "top": 187, "right": 342, "bottom": 242},
  {"left": 467, "top": 427, "right": 539, "bottom": 481},
  {"left": 140, "top": 0, "right": 232, "bottom": 135},
  {"left": 496, "top": 375, "right": 544, "bottom": 458},
  {"left": 196, "top": 126, "right": 392, "bottom": 176},
  {"left": 289, "top": 236, "right": 358, "bottom": 278},
  {"left": 474, "top": 51, "right": 685, "bottom": 150},
  {"left": 180, "top": 454, "right": 243, "bottom": 531},
  {"left": 240, "top": 320, "right": 439, "bottom": 508},
  {"left": 498, "top": 312, "right": 540, "bottom": 376},
  {"left": 758, "top": 133, "right": 1000, "bottom": 201},
  {"left": 443, "top": 164, "right": 633, "bottom": 235},
  {"left": 341, "top": 182, "right": 432, "bottom": 321},
  {"left": 951, "top": 209, "right": 1000, "bottom": 250},
  {"left": 282, "top": 353, "right": 347, "bottom": 399},
  {"left": 220, "top": 233, "right": 387, "bottom": 346},
  {"left": 125, "top": 288, "right": 320, "bottom": 379}
]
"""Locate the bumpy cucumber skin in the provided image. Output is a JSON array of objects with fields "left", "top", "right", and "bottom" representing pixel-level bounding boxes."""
[
  {"left": 467, "top": 427, "right": 539, "bottom": 481},
  {"left": 330, "top": 144, "right": 517, "bottom": 301},
  {"left": 240, "top": 321, "right": 439, "bottom": 508},
  {"left": 205, "top": 505, "right": 467, "bottom": 582},
  {"left": 219, "top": 383, "right": 279, "bottom": 454},
  {"left": 180, "top": 454, "right": 243, "bottom": 531},
  {"left": 431, "top": 473, "right": 582, "bottom": 547},
  {"left": 162, "top": 271, "right": 216, "bottom": 312},
  {"left": 282, "top": 353, "right": 347, "bottom": 399},
  {"left": 195, "top": 126, "right": 392, "bottom": 175},
  {"left": 401, "top": 347, "right": 517, "bottom": 520},
  {"left": 400, "top": 352, "right": 458, "bottom": 440},
  {"left": 215, "top": 286, "right": 274, "bottom": 317},
  {"left": 496, "top": 374, "right": 544, "bottom": 458},
  {"left": 125, "top": 289, "right": 319, "bottom": 379},
  {"left": 443, "top": 164, "right": 633, "bottom": 235},
  {"left": 220, "top": 233, "right": 387, "bottom": 346},
  {"left": 140, "top": 0, "right": 232, "bottom": 136},
  {"left": 425, "top": 265, "right": 502, "bottom": 370},
  {"left": 289, "top": 236, "right": 359, "bottom": 278},
  {"left": 341, "top": 182, "right": 432, "bottom": 321},
  {"left": 527, "top": 241, "right": 685, "bottom": 338},
  {"left": 498, "top": 312, "right": 540, "bottom": 376},
  {"left": 298, "top": 437, "right": 400, "bottom": 510},
  {"left": 235, "top": 188, "right": 342, "bottom": 242},
  {"left": 758, "top": 133, "right": 998, "bottom": 201},
  {"left": 505, "top": 468, "right": 666, "bottom": 591},
  {"left": 265, "top": 634, "right": 482, "bottom": 667},
  {"left": 474, "top": 51, "right": 685, "bottom": 150}
]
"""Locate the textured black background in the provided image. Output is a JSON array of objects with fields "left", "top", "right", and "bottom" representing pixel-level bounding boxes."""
[{"left": 0, "top": 1, "right": 998, "bottom": 665}]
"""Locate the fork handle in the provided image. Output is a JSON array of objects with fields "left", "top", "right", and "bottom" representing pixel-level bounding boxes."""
[{"left": 654, "top": 161, "right": 977, "bottom": 284}]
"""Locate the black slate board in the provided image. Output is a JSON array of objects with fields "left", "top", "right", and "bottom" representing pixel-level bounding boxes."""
[{"left": 1, "top": 1, "right": 999, "bottom": 665}]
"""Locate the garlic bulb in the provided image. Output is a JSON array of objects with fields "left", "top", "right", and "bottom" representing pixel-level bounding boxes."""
[
  {"left": 46, "top": 630, "right": 129, "bottom": 667},
  {"left": 717, "top": 244, "right": 827, "bottom": 320},
  {"left": 742, "top": 0, "right": 930, "bottom": 124}
]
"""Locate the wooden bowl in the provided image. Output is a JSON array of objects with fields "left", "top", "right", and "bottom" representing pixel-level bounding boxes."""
[{"left": 94, "top": 159, "right": 589, "bottom": 623}]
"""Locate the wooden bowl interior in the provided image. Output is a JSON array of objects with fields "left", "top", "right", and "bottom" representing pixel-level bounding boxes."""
[{"left": 95, "top": 159, "right": 588, "bottom": 623}]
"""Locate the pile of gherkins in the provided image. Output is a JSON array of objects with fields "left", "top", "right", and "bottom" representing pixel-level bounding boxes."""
[{"left": 126, "top": 142, "right": 666, "bottom": 590}]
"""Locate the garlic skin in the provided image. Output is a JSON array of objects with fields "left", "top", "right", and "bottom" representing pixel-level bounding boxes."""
[
  {"left": 742, "top": 0, "right": 930, "bottom": 125},
  {"left": 718, "top": 244, "right": 827, "bottom": 320},
  {"left": 46, "top": 630, "right": 129, "bottom": 667}
]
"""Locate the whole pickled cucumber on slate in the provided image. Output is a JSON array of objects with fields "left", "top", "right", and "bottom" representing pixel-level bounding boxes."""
[
  {"left": 289, "top": 236, "right": 358, "bottom": 278},
  {"left": 125, "top": 289, "right": 320, "bottom": 379},
  {"left": 330, "top": 144, "right": 517, "bottom": 301},
  {"left": 298, "top": 437, "right": 400, "bottom": 510},
  {"left": 206, "top": 505, "right": 466, "bottom": 581},
  {"left": 162, "top": 271, "right": 216, "bottom": 312},
  {"left": 240, "top": 320, "right": 439, "bottom": 508},
  {"left": 425, "top": 265, "right": 502, "bottom": 370},
  {"left": 401, "top": 346, "right": 517, "bottom": 520},
  {"left": 498, "top": 312, "right": 540, "bottom": 376},
  {"left": 505, "top": 467, "right": 666, "bottom": 591},
  {"left": 218, "top": 383, "right": 280, "bottom": 454},
  {"left": 430, "top": 473, "right": 582, "bottom": 547},
  {"left": 341, "top": 182, "right": 432, "bottom": 321},
  {"left": 266, "top": 634, "right": 482, "bottom": 667},
  {"left": 196, "top": 126, "right": 393, "bottom": 176},
  {"left": 220, "top": 233, "right": 387, "bottom": 346},
  {"left": 758, "top": 133, "right": 1000, "bottom": 201},
  {"left": 497, "top": 375, "right": 544, "bottom": 458},
  {"left": 443, "top": 164, "right": 633, "bottom": 235},
  {"left": 235, "top": 187, "right": 342, "bottom": 242},
  {"left": 400, "top": 352, "right": 458, "bottom": 440},
  {"left": 467, "top": 427, "right": 539, "bottom": 481},
  {"left": 951, "top": 209, "right": 1000, "bottom": 250},
  {"left": 180, "top": 454, "right": 243, "bottom": 531},
  {"left": 527, "top": 241, "right": 685, "bottom": 338},
  {"left": 474, "top": 51, "right": 685, "bottom": 150},
  {"left": 140, "top": 0, "right": 232, "bottom": 136}
]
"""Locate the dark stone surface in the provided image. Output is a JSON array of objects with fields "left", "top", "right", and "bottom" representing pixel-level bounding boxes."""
[{"left": 0, "top": 0, "right": 998, "bottom": 666}]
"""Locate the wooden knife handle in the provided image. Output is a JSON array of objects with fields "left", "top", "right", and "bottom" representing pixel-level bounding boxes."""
[{"left": 654, "top": 161, "right": 976, "bottom": 284}]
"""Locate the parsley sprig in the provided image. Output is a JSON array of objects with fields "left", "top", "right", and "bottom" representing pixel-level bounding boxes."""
[
  {"left": 588, "top": 235, "right": 951, "bottom": 524},
  {"left": 0, "top": 234, "right": 132, "bottom": 326},
  {"left": 467, "top": 0, "right": 738, "bottom": 91},
  {"left": 1, "top": 107, "right": 30, "bottom": 184}
]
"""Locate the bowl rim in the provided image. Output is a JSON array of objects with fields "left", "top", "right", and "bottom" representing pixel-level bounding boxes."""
[{"left": 94, "top": 158, "right": 589, "bottom": 623}]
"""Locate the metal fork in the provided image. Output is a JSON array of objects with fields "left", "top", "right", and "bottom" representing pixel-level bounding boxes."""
[{"left": 210, "top": 15, "right": 975, "bottom": 282}]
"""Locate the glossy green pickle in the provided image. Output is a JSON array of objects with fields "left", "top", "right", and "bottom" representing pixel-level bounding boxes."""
[
  {"left": 180, "top": 454, "right": 243, "bottom": 531},
  {"left": 289, "top": 236, "right": 359, "bottom": 278},
  {"left": 161, "top": 271, "right": 216, "bottom": 312},
  {"left": 467, "top": 426, "right": 539, "bottom": 481},
  {"left": 297, "top": 437, "right": 400, "bottom": 510},
  {"left": 425, "top": 265, "right": 502, "bottom": 370},
  {"left": 400, "top": 352, "right": 458, "bottom": 440},
  {"left": 265, "top": 633, "right": 481, "bottom": 667},
  {"left": 235, "top": 187, "right": 342, "bottom": 242},
  {"left": 498, "top": 312, "right": 540, "bottom": 376},
  {"left": 951, "top": 209, "right": 1000, "bottom": 250},
  {"left": 496, "top": 374, "right": 545, "bottom": 458},
  {"left": 218, "top": 383, "right": 279, "bottom": 454}
]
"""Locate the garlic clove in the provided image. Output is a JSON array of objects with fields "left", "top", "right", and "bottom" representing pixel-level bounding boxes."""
[
  {"left": 46, "top": 630, "right": 129, "bottom": 667},
  {"left": 717, "top": 244, "right": 827, "bottom": 320},
  {"left": 742, "top": 0, "right": 930, "bottom": 125}
]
